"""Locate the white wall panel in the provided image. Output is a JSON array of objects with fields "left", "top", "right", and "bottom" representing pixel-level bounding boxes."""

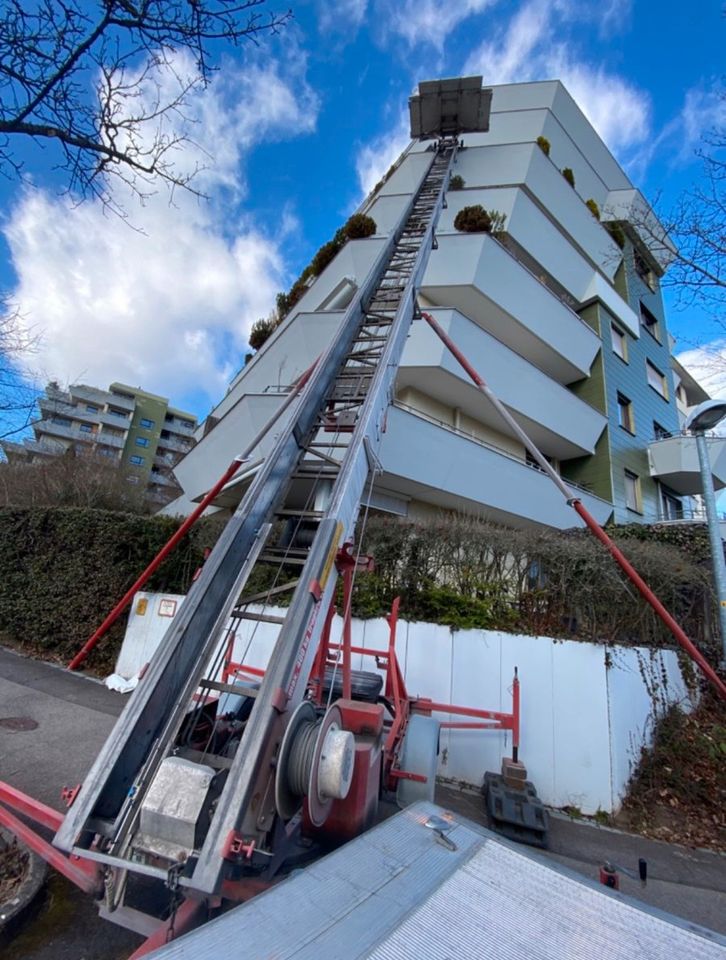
[{"left": 117, "top": 600, "right": 690, "bottom": 814}]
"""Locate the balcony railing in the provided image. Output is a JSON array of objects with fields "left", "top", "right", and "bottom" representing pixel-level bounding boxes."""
[
  {"left": 392, "top": 401, "right": 602, "bottom": 502},
  {"left": 157, "top": 433, "right": 193, "bottom": 455}
]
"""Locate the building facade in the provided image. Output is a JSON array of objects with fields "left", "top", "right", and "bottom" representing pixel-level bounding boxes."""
[
  {"left": 2, "top": 381, "right": 197, "bottom": 505},
  {"left": 164, "top": 79, "right": 716, "bottom": 528}
]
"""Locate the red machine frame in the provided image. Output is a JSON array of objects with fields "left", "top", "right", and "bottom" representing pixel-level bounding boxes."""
[{"left": 222, "top": 544, "right": 521, "bottom": 793}]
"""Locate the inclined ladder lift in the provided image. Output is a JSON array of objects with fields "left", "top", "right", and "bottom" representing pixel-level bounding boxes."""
[
  {"left": 5, "top": 77, "right": 721, "bottom": 953},
  {"left": 53, "top": 89, "right": 483, "bottom": 918}
]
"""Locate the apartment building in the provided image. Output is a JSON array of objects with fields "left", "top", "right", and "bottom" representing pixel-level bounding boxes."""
[
  {"left": 2, "top": 381, "right": 197, "bottom": 504},
  {"left": 163, "top": 79, "right": 715, "bottom": 529}
]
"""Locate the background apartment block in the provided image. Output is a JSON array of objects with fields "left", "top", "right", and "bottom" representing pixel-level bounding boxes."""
[
  {"left": 2, "top": 381, "right": 197, "bottom": 505},
  {"left": 164, "top": 79, "right": 720, "bottom": 529}
]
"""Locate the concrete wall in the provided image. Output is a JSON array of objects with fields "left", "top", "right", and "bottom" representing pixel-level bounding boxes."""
[{"left": 117, "top": 595, "right": 693, "bottom": 814}]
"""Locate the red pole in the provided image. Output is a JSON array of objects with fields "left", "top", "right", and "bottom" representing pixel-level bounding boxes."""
[
  {"left": 67, "top": 361, "right": 317, "bottom": 671},
  {"left": 342, "top": 564, "right": 353, "bottom": 701},
  {"left": 0, "top": 804, "right": 102, "bottom": 896},
  {"left": 512, "top": 668, "right": 520, "bottom": 762},
  {"left": 420, "top": 311, "right": 726, "bottom": 701},
  {"left": 573, "top": 500, "right": 726, "bottom": 699},
  {"left": 0, "top": 781, "right": 64, "bottom": 831}
]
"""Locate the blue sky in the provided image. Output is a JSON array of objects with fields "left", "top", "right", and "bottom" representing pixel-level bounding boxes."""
[{"left": 1, "top": 0, "right": 724, "bottom": 427}]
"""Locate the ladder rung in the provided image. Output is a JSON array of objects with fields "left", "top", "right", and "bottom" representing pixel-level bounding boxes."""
[
  {"left": 199, "top": 678, "right": 260, "bottom": 697},
  {"left": 275, "top": 508, "right": 324, "bottom": 517},
  {"left": 237, "top": 579, "right": 300, "bottom": 606},
  {"left": 233, "top": 610, "right": 287, "bottom": 625},
  {"left": 259, "top": 553, "right": 308, "bottom": 565}
]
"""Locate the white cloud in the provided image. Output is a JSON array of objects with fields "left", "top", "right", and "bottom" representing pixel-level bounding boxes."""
[
  {"left": 676, "top": 344, "right": 726, "bottom": 401},
  {"left": 673, "top": 86, "right": 726, "bottom": 164},
  {"left": 375, "top": 0, "right": 497, "bottom": 50},
  {"left": 318, "top": 0, "right": 368, "bottom": 34},
  {"left": 4, "top": 52, "right": 319, "bottom": 408},
  {"left": 463, "top": 0, "right": 651, "bottom": 157},
  {"left": 355, "top": 111, "right": 411, "bottom": 196}
]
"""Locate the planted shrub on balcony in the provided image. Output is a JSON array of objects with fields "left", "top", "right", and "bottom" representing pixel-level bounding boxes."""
[
  {"left": 586, "top": 198, "right": 601, "bottom": 220},
  {"left": 453, "top": 205, "right": 506, "bottom": 234},
  {"left": 561, "top": 167, "right": 575, "bottom": 188},
  {"left": 536, "top": 135, "right": 550, "bottom": 156},
  {"left": 604, "top": 221, "right": 626, "bottom": 249},
  {"left": 449, "top": 174, "right": 465, "bottom": 190},
  {"left": 343, "top": 213, "right": 376, "bottom": 239}
]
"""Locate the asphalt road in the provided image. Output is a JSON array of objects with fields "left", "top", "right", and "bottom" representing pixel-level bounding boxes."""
[{"left": 1, "top": 645, "right": 724, "bottom": 960}]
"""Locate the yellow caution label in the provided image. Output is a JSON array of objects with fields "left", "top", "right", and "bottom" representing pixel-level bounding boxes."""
[
  {"left": 319, "top": 521, "right": 344, "bottom": 591},
  {"left": 136, "top": 598, "right": 148, "bottom": 616}
]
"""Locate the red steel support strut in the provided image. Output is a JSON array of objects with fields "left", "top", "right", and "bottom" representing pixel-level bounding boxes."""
[
  {"left": 68, "top": 361, "right": 317, "bottom": 671},
  {"left": 0, "top": 783, "right": 102, "bottom": 897},
  {"left": 420, "top": 311, "right": 726, "bottom": 701}
]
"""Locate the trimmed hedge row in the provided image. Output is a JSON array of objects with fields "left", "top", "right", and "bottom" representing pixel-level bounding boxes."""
[
  {"left": 0, "top": 508, "right": 719, "bottom": 675},
  {"left": 0, "top": 508, "right": 224, "bottom": 672}
]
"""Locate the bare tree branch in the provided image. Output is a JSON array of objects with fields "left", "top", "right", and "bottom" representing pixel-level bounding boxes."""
[{"left": 0, "top": 1, "right": 292, "bottom": 203}]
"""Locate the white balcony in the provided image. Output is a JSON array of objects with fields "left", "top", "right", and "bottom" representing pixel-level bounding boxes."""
[
  {"left": 157, "top": 433, "right": 192, "bottom": 455},
  {"left": 399, "top": 310, "right": 606, "bottom": 459},
  {"left": 604, "top": 189, "right": 676, "bottom": 271},
  {"left": 379, "top": 405, "right": 613, "bottom": 530},
  {"left": 450, "top": 145, "right": 622, "bottom": 280},
  {"left": 421, "top": 233, "right": 600, "bottom": 383},
  {"left": 149, "top": 470, "right": 177, "bottom": 488},
  {"left": 174, "top": 393, "right": 292, "bottom": 503},
  {"left": 72, "top": 384, "right": 135, "bottom": 411},
  {"left": 648, "top": 435, "right": 726, "bottom": 495},
  {"left": 0, "top": 437, "right": 64, "bottom": 460},
  {"left": 37, "top": 396, "right": 132, "bottom": 429}
]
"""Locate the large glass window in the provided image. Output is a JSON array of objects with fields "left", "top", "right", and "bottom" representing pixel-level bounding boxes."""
[
  {"left": 135, "top": 436, "right": 150, "bottom": 447},
  {"left": 139, "top": 418, "right": 155, "bottom": 429},
  {"left": 129, "top": 454, "right": 145, "bottom": 465}
]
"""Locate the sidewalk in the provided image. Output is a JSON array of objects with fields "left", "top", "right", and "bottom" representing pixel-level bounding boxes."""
[{"left": 1, "top": 644, "right": 724, "bottom": 945}]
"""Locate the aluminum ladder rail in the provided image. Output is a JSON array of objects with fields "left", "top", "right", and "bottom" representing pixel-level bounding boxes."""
[{"left": 55, "top": 141, "right": 457, "bottom": 897}]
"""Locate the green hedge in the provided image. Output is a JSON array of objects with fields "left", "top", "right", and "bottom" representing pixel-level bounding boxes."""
[
  {"left": 0, "top": 508, "right": 223, "bottom": 672},
  {"left": 0, "top": 508, "right": 718, "bottom": 675}
]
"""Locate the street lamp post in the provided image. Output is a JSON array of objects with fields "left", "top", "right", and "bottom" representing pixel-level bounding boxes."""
[{"left": 685, "top": 399, "right": 726, "bottom": 667}]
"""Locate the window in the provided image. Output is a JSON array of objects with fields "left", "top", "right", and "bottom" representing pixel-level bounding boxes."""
[
  {"left": 646, "top": 360, "right": 668, "bottom": 399},
  {"left": 52, "top": 416, "right": 71, "bottom": 427},
  {"left": 79, "top": 423, "right": 93, "bottom": 433},
  {"left": 127, "top": 475, "right": 140, "bottom": 484},
  {"left": 129, "top": 454, "right": 145, "bottom": 465},
  {"left": 653, "top": 421, "right": 670, "bottom": 440},
  {"left": 639, "top": 302, "right": 660, "bottom": 341},
  {"left": 661, "top": 489, "right": 682, "bottom": 521},
  {"left": 624, "top": 470, "right": 641, "bottom": 512},
  {"left": 135, "top": 436, "right": 150, "bottom": 447},
  {"left": 617, "top": 393, "right": 635, "bottom": 433},
  {"left": 108, "top": 409, "right": 128, "bottom": 418},
  {"left": 675, "top": 383, "right": 687, "bottom": 405},
  {"left": 611, "top": 325, "right": 627, "bottom": 361},
  {"left": 139, "top": 418, "right": 155, "bottom": 430},
  {"left": 181, "top": 420, "right": 194, "bottom": 430},
  {"left": 85, "top": 404, "right": 99, "bottom": 413},
  {"left": 634, "top": 249, "right": 656, "bottom": 292}
]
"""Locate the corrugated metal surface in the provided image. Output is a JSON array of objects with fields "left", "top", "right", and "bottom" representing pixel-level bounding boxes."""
[{"left": 150, "top": 803, "right": 726, "bottom": 959}]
